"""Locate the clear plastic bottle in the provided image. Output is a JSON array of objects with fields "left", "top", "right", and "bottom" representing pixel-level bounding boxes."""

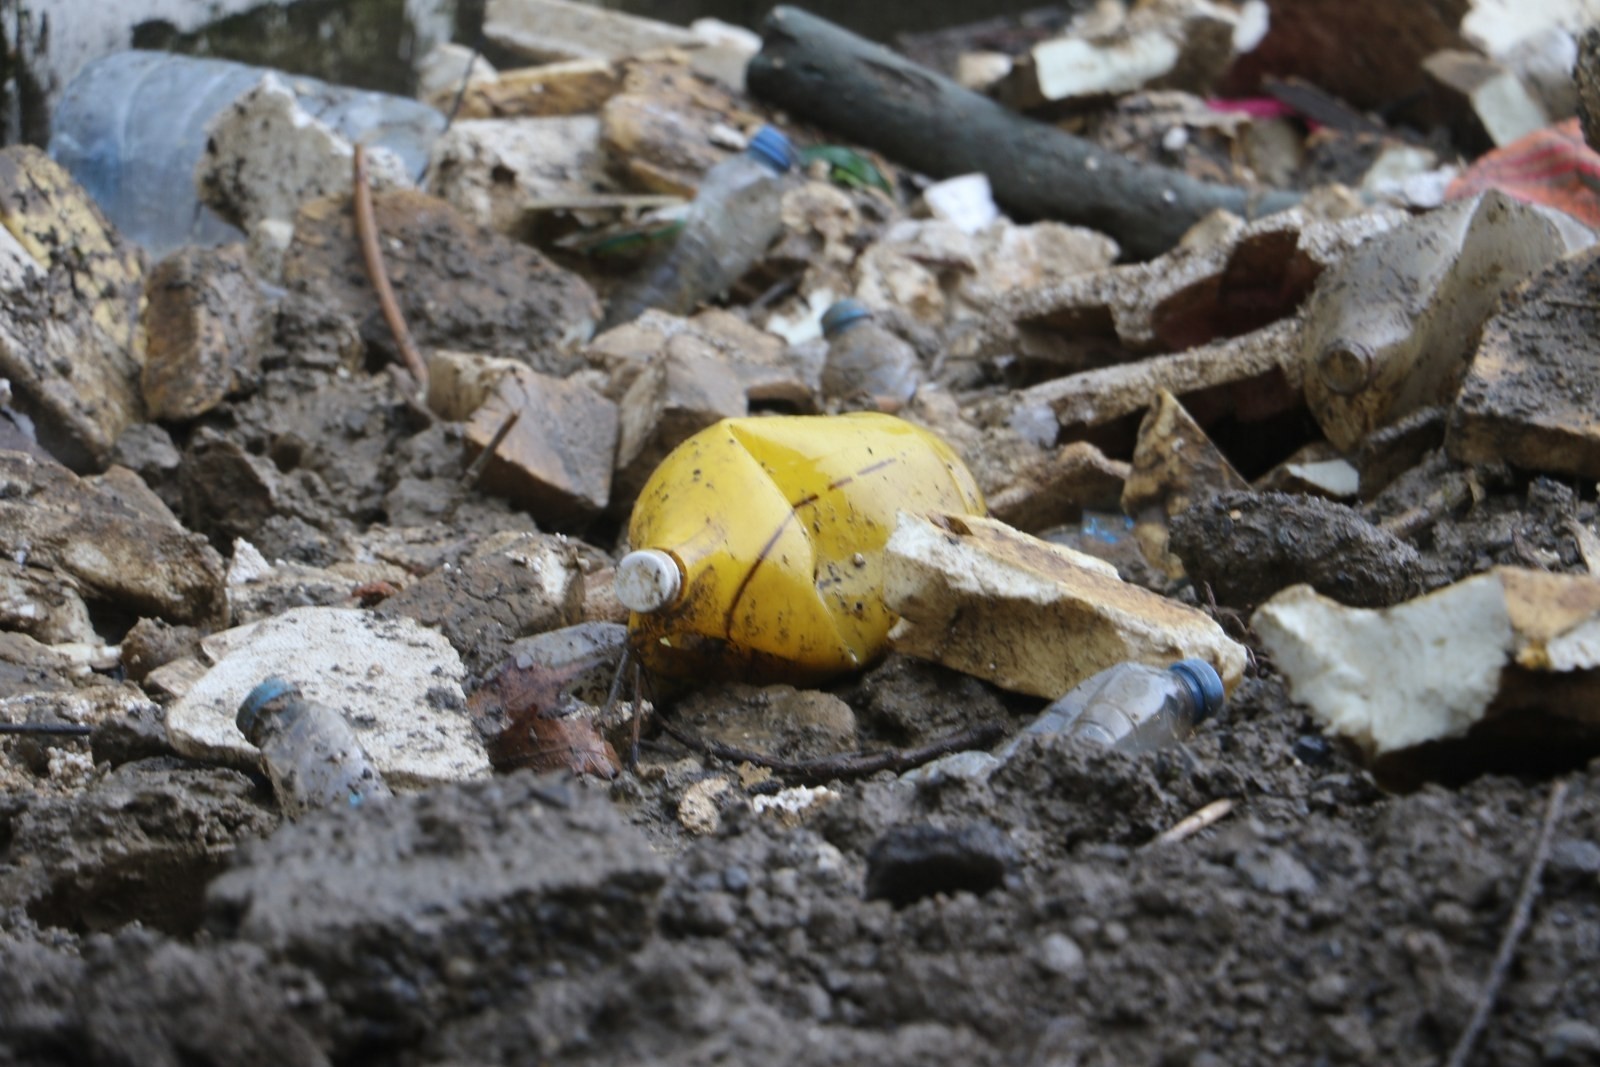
[
  {"left": 48, "top": 51, "right": 445, "bottom": 256},
  {"left": 1001, "top": 659, "right": 1225, "bottom": 757},
  {"left": 236, "top": 676, "right": 393, "bottom": 818},
  {"left": 602, "top": 125, "right": 797, "bottom": 330},
  {"left": 820, "top": 298, "right": 922, "bottom": 406}
]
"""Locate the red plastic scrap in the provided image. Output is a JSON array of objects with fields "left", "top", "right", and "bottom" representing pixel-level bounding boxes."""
[{"left": 1446, "top": 118, "right": 1600, "bottom": 228}]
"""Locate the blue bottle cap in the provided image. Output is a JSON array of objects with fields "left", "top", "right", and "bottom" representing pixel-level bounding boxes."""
[
  {"left": 746, "top": 125, "right": 797, "bottom": 174},
  {"left": 237, "top": 675, "right": 297, "bottom": 739},
  {"left": 1168, "top": 659, "right": 1225, "bottom": 723},
  {"left": 820, "top": 298, "right": 873, "bottom": 338}
]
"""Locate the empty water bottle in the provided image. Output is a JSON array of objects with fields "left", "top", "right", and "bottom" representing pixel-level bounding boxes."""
[
  {"left": 49, "top": 51, "right": 444, "bottom": 256},
  {"left": 1000, "top": 659, "right": 1225, "bottom": 758},
  {"left": 820, "top": 298, "right": 922, "bottom": 406},
  {"left": 602, "top": 125, "right": 798, "bottom": 329},
  {"left": 236, "top": 677, "right": 393, "bottom": 818}
]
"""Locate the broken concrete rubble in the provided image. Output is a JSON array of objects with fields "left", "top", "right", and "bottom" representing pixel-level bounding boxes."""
[
  {"left": 600, "top": 57, "right": 766, "bottom": 196},
  {"left": 377, "top": 530, "right": 584, "bottom": 680},
  {"left": 195, "top": 73, "right": 415, "bottom": 251},
  {"left": 1255, "top": 567, "right": 1600, "bottom": 764},
  {"left": 463, "top": 364, "right": 618, "bottom": 530},
  {"left": 427, "top": 116, "right": 610, "bottom": 237},
  {"left": 1303, "top": 191, "right": 1582, "bottom": 452},
  {"left": 1424, "top": 50, "right": 1552, "bottom": 147},
  {"left": 165, "top": 606, "right": 488, "bottom": 788},
  {"left": 282, "top": 188, "right": 600, "bottom": 372},
  {"left": 1013, "top": 313, "right": 1304, "bottom": 441},
  {"left": 1001, "top": 0, "right": 1269, "bottom": 109},
  {"left": 883, "top": 511, "right": 1247, "bottom": 699},
  {"left": 486, "top": 0, "right": 701, "bottom": 64},
  {"left": 1447, "top": 241, "right": 1600, "bottom": 479},
  {"left": 1121, "top": 390, "right": 1249, "bottom": 578},
  {"left": 0, "top": 147, "right": 145, "bottom": 472},
  {"left": 0, "top": 450, "right": 225, "bottom": 628},
  {"left": 1003, "top": 205, "right": 1402, "bottom": 355},
  {"left": 140, "top": 245, "right": 266, "bottom": 422},
  {"left": 435, "top": 57, "right": 621, "bottom": 119},
  {"left": 987, "top": 441, "right": 1130, "bottom": 532}
]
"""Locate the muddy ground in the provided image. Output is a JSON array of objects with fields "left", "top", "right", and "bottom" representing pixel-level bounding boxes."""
[{"left": 3, "top": 298, "right": 1597, "bottom": 1065}]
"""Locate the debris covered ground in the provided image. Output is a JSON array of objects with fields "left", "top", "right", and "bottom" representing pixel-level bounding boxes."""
[{"left": 4, "top": 1, "right": 1600, "bottom": 1064}]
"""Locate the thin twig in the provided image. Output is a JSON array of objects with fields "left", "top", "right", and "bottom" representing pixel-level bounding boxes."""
[
  {"left": 1444, "top": 778, "right": 1569, "bottom": 1067},
  {"left": 0, "top": 722, "right": 92, "bottom": 736},
  {"left": 461, "top": 408, "right": 521, "bottom": 490},
  {"left": 353, "top": 143, "right": 430, "bottom": 399},
  {"left": 661, "top": 720, "right": 1005, "bottom": 786},
  {"left": 1150, "top": 797, "right": 1235, "bottom": 846}
]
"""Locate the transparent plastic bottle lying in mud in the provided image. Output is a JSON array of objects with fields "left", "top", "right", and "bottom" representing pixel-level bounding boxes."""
[
  {"left": 602, "top": 126, "right": 798, "bottom": 330},
  {"left": 820, "top": 298, "right": 922, "bottom": 407},
  {"left": 236, "top": 677, "right": 393, "bottom": 818},
  {"left": 1001, "top": 659, "right": 1225, "bottom": 757}
]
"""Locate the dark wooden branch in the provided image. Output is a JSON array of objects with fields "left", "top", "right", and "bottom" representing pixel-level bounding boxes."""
[{"left": 747, "top": 6, "right": 1302, "bottom": 260}]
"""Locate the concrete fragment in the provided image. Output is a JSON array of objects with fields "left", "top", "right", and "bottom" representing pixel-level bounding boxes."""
[
  {"left": 599, "top": 57, "right": 764, "bottom": 195},
  {"left": 1121, "top": 390, "right": 1249, "bottom": 577},
  {"left": 0, "top": 559, "right": 94, "bottom": 645},
  {"left": 988, "top": 441, "right": 1130, "bottom": 532},
  {"left": 1425, "top": 50, "right": 1552, "bottom": 146},
  {"left": 603, "top": 329, "right": 748, "bottom": 510},
  {"left": 679, "top": 775, "right": 734, "bottom": 835},
  {"left": 924, "top": 174, "right": 1001, "bottom": 235},
  {"left": 1253, "top": 567, "right": 1600, "bottom": 757},
  {"left": 141, "top": 245, "right": 266, "bottom": 422},
  {"left": 283, "top": 188, "right": 600, "bottom": 372},
  {"left": 486, "top": 0, "right": 701, "bottom": 63},
  {"left": 427, "top": 116, "right": 609, "bottom": 235},
  {"left": 0, "top": 147, "right": 144, "bottom": 471},
  {"left": 1256, "top": 445, "right": 1361, "bottom": 499},
  {"left": 439, "top": 57, "right": 622, "bottom": 119},
  {"left": 958, "top": 51, "right": 1015, "bottom": 92},
  {"left": 883, "top": 512, "right": 1247, "bottom": 698},
  {"left": 1003, "top": 206, "right": 1402, "bottom": 355},
  {"left": 1002, "top": 0, "right": 1266, "bottom": 107},
  {"left": 166, "top": 606, "right": 488, "bottom": 787},
  {"left": 1169, "top": 490, "right": 1423, "bottom": 609},
  {"left": 1303, "top": 191, "right": 1574, "bottom": 452},
  {"left": 196, "top": 73, "right": 415, "bottom": 240},
  {"left": 853, "top": 220, "right": 980, "bottom": 326},
  {"left": 1016, "top": 313, "right": 1304, "bottom": 439},
  {"left": 960, "top": 221, "right": 1119, "bottom": 311},
  {"left": 1500, "top": 27, "right": 1580, "bottom": 120},
  {"left": 416, "top": 42, "right": 499, "bottom": 110},
  {"left": 688, "top": 18, "right": 763, "bottom": 91},
  {"left": 1448, "top": 244, "right": 1600, "bottom": 478},
  {"left": 589, "top": 309, "right": 810, "bottom": 478},
  {"left": 0, "top": 450, "right": 225, "bottom": 626},
  {"left": 466, "top": 364, "right": 618, "bottom": 530},
  {"left": 206, "top": 774, "right": 665, "bottom": 1047},
  {"left": 377, "top": 531, "right": 584, "bottom": 679},
  {"left": 224, "top": 548, "right": 412, "bottom": 629}
]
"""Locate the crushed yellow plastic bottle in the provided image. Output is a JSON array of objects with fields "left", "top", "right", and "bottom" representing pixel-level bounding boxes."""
[{"left": 617, "top": 413, "right": 985, "bottom": 685}]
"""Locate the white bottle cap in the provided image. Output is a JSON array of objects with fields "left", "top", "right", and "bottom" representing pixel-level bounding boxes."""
[{"left": 615, "top": 549, "right": 682, "bottom": 613}]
